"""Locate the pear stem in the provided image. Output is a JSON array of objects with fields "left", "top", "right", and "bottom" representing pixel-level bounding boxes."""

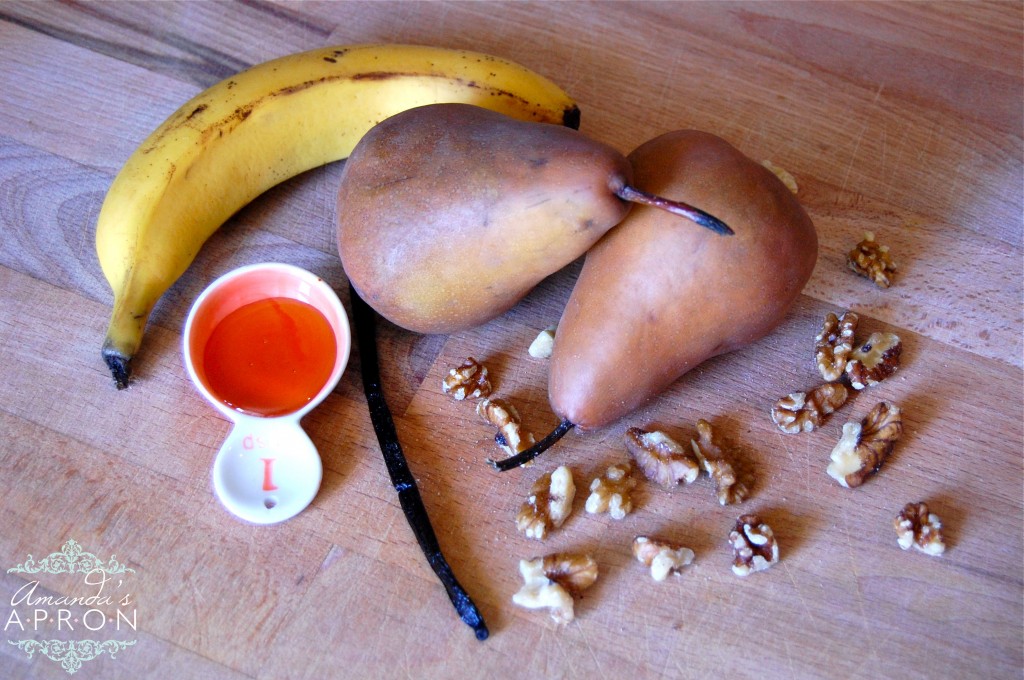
[
  {"left": 616, "top": 184, "right": 734, "bottom": 236},
  {"left": 487, "top": 419, "right": 576, "bottom": 472}
]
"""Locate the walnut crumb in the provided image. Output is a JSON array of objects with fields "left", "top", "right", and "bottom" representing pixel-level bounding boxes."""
[
  {"left": 585, "top": 462, "right": 637, "bottom": 519},
  {"left": 516, "top": 466, "right": 575, "bottom": 540},
  {"left": 729, "top": 514, "right": 779, "bottom": 576},
  {"left": 625, "top": 427, "right": 700, "bottom": 489},
  {"left": 894, "top": 502, "right": 946, "bottom": 556},
  {"left": 848, "top": 231, "right": 896, "bottom": 288},
  {"left": 815, "top": 311, "right": 858, "bottom": 382},
  {"left": 845, "top": 332, "right": 902, "bottom": 390},
  {"left": 512, "top": 553, "right": 598, "bottom": 625},
  {"left": 477, "top": 397, "right": 535, "bottom": 456},
  {"left": 761, "top": 159, "right": 799, "bottom": 194},
  {"left": 632, "top": 536, "right": 694, "bottom": 581},
  {"left": 771, "top": 383, "right": 849, "bottom": 434},
  {"left": 827, "top": 401, "right": 903, "bottom": 488},
  {"left": 690, "top": 420, "right": 749, "bottom": 505},
  {"left": 528, "top": 325, "right": 557, "bottom": 359},
  {"left": 442, "top": 357, "right": 491, "bottom": 400}
]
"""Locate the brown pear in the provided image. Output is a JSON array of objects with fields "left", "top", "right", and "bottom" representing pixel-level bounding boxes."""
[
  {"left": 548, "top": 130, "right": 818, "bottom": 430},
  {"left": 336, "top": 103, "right": 636, "bottom": 334}
]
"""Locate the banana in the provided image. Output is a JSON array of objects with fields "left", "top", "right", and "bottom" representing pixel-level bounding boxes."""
[{"left": 96, "top": 44, "right": 579, "bottom": 388}]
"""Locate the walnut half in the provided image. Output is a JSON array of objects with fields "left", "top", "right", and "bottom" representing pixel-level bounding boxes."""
[
  {"left": 690, "top": 419, "right": 749, "bottom": 505},
  {"left": 625, "top": 427, "right": 700, "bottom": 489},
  {"left": 894, "top": 501, "right": 946, "bottom": 556},
  {"left": 512, "top": 553, "right": 598, "bottom": 625},
  {"left": 442, "top": 357, "right": 491, "bottom": 401},
  {"left": 845, "top": 332, "right": 902, "bottom": 390},
  {"left": 815, "top": 311, "right": 858, "bottom": 382},
  {"left": 771, "top": 383, "right": 849, "bottom": 434},
  {"left": 477, "top": 397, "right": 535, "bottom": 457},
  {"left": 729, "top": 514, "right": 779, "bottom": 576},
  {"left": 516, "top": 466, "right": 575, "bottom": 540},
  {"left": 632, "top": 536, "right": 695, "bottom": 581},
  {"left": 848, "top": 231, "right": 896, "bottom": 288},
  {"left": 585, "top": 462, "right": 637, "bottom": 519},
  {"left": 827, "top": 401, "right": 903, "bottom": 488}
]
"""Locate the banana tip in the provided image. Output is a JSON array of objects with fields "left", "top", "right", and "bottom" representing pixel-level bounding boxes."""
[
  {"left": 563, "top": 106, "right": 581, "bottom": 131},
  {"left": 103, "top": 352, "right": 132, "bottom": 390}
]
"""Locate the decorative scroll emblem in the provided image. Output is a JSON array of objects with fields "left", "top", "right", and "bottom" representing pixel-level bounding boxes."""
[
  {"left": 6, "top": 539, "right": 138, "bottom": 674},
  {"left": 8, "top": 639, "right": 137, "bottom": 675},
  {"left": 7, "top": 539, "right": 135, "bottom": 576}
]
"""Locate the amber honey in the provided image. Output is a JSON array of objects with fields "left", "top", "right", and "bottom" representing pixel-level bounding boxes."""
[{"left": 202, "top": 297, "right": 337, "bottom": 417}]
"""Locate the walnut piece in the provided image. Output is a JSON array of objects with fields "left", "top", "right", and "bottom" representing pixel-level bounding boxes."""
[
  {"left": 815, "top": 311, "right": 858, "bottom": 382},
  {"left": 827, "top": 401, "right": 903, "bottom": 488},
  {"left": 632, "top": 536, "right": 695, "bottom": 581},
  {"left": 512, "top": 553, "right": 598, "bottom": 625},
  {"left": 477, "top": 397, "right": 535, "bottom": 456},
  {"left": 625, "top": 427, "right": 700, "bottom": 489},
  {"left": 690, "top": 419, "right": 749, "bottom": 505},
  {"left": 528, "top": 325, "right": 557, "bottom": 359},
  {"left": 761, "top": 159, "right": 799, "bottom": 194},
  {"left": 894, "top": 502, "right": 946, "bottom": 556},
  {"left": 729, "top": 514, "right": 779, "bottom": 576},
  {"left": 771, "top": 383, "right": 849, "bottom": 434},
  {"left": 845, "top": 332, "right": 902, "bottom": 390},
  {"left": 442, "top": 357, "right": 491, "bottom": 401},
  {"left": 584, "top": 462, "right": 637, "bottom": 519},
  {"left": 516, "top": 466, "right": 575, "bottom": 540},
  {"left": 848, "top": 231, "right": 896, "bottom": 288}
]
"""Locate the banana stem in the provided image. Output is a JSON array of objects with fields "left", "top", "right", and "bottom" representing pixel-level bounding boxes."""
[
  {"left": 487, "top": 419, "right": 576, "bottom": 472},
  {"left": 616, "top": 184, "right": 734, "bottom": 236}
]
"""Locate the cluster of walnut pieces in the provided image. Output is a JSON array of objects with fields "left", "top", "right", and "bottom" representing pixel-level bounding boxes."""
[
  {"left": 442, "top": 357, "right": 536, "bottom": 458},
  {"left": 894, "top": 501, "right": 946, "bottom": 556},
  {"left": 516, "top": 466, "right": 575, "bottom": 540},
  {"left": 773, "top": 311, "right": 903, "bottom": 444},
  {"left": 813, "top": 311, "right": 903, "bottom": 389},
  {"left": 512, "top": 553, "right": 598, "bottom": 625},
  {"left": 848, "top": 231, "right": 896, "bottom": 288}
]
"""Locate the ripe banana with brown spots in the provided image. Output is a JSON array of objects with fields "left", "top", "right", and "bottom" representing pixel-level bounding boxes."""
[{"left": 96, "top": 44, "right": 579, "bottom": 388}]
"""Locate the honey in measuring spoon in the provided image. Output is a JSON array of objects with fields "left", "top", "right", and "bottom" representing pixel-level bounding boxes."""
[{"left": 202, "top": 297, "right": 337, "bottom": 417}]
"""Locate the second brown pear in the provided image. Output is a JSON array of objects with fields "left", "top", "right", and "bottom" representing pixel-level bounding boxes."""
[
  {"left": 548, "top": 130, "right": 819, "bottom": 430},
  {"left": 336, "top": 103, "right": 635, "bottom": 334}
]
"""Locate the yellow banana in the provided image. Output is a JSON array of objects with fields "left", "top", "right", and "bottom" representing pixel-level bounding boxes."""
[{"left": 96, "top": 43, "right": 579, "bottom": 388}]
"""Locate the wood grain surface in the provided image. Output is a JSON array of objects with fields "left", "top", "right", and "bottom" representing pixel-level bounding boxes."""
[{"left": 1, "top": 2, "right": 1021, "bottom": 678}]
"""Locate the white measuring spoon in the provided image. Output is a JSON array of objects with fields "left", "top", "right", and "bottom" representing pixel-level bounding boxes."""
[{"left": 183, "top": 263, "right": 350, "bottom": 525}]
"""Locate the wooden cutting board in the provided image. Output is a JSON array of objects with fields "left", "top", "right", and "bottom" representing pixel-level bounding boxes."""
[{"left": 0, "top": 2, "right": 1020, "bottom": 678}]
